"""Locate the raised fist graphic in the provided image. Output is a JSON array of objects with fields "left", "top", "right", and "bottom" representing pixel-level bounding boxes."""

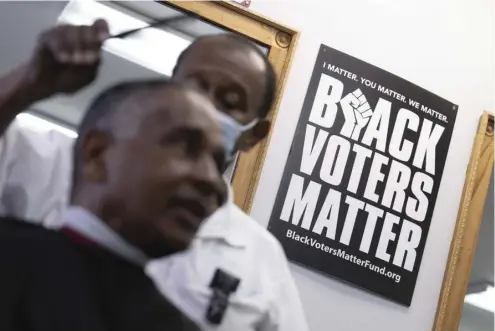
[{"left": 339, "top": 89, "right": 373, "bottom": 140}]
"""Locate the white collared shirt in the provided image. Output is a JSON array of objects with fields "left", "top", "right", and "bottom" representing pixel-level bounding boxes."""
[
  {"left": 0, "top": 120, "right": 309, "bottom": 331},
  {"left": 147, "top": 188, "right": 309, "bottom": 331},
  {"left": 0, "top": 119, "right": 73, "bottom": 227}
]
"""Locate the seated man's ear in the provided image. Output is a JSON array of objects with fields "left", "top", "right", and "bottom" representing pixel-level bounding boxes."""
[
  {"left": 236, "top": 119, "right": 270, "bottom": 151},
  {"left": 81, "top": 130, "right": 111, "bottom": 183}
]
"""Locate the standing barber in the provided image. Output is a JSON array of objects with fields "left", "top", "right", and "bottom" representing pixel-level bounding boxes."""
[{"left": 0, "top": 20, "right": 309, "bottom": 331}]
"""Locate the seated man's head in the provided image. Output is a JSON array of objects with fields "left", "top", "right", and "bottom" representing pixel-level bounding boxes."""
[
  {"left": 172, "top": 34, "right": 277, "bottom": 158},
  {"left": 71, "top": 79, "right": 226, "bottom": 258}
]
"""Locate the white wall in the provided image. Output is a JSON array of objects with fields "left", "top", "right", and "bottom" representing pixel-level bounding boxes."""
[{"left": 248, "top": 0, "right": 494, "bottom": 330}]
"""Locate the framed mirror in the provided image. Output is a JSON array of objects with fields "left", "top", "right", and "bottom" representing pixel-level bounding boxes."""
[
  {"left": 433, "top": 111, "right": 494, "bottom": 331},
  {"left": 27, "top": 0, "right": 298, "bottom": 210}
]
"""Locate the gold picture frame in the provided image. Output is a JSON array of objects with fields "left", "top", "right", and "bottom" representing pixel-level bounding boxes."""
[
  {"left": 163, "top": 0, "right": 299, "bottom": 212},
  {"left": 433, "top": 111, "right": 494, "bottom": 330}
]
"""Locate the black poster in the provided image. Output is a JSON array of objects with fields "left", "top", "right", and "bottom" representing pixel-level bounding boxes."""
[{"left": 268, "top": 44, "right": 457, "bottom": 306}]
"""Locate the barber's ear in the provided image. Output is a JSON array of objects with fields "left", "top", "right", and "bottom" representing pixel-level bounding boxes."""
[
  {"left": 237, "top": 119, "right": 270, "bottom": 151},
  {"left": 81, "top": 130, "right": 111, "bottom": 183}
]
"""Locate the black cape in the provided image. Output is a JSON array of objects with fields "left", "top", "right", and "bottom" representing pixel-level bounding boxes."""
[{"left": 0, "top": 216, "right": 198, "bottom": 331}]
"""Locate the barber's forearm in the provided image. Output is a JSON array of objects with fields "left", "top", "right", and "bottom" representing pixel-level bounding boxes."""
[{"left": 0, "top": 64, "right": 49, "bottom": 135}]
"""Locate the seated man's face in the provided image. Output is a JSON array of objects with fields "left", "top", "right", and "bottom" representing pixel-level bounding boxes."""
[{"left": 86, "top": 86, "right": 226, "bottom": 257}]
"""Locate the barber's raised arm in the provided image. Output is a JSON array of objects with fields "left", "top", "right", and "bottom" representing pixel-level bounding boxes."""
[
  {"left": 0, "top": 20, "right": 109, "bottom": 225},
  {"left": 0, "top": 19, "right": 109, "bottom": 135},
  {"left": 0, "top": 65, "right": 42, "bottom": 135}
]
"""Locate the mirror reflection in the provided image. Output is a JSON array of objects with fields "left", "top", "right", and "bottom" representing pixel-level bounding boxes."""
[
  {"left": 460, "top": 173, "right": 494, "bottom": 331},
  {"left": 22, "top": 0, "right": 268, "bottom": 182}
]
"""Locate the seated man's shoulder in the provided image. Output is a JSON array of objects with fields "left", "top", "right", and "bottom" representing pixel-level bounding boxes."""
[
  {"left": 0, "top": 216, "right": 74, "bottom": 258},
  {"left": 0, "top": 216, "right": 82, "bottom": 293}
]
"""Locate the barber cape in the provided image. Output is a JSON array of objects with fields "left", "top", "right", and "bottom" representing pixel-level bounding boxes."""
[{"left": 0, "top": 208, "right": 198, "bottom": 331}]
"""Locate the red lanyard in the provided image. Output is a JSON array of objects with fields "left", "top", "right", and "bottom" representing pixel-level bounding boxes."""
[{"left": 60, "top": 226, "right": 100, "bottom": 248}]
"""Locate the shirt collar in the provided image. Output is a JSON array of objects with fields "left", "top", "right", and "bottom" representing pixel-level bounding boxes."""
[
  {"left": 61, "top": 206, "right": 148, "bottom": 267},
  {"left": 195, "top": 177, "right": 248, "bottom": 248}
]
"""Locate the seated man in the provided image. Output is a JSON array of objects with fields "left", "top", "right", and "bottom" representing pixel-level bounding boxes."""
[
  {"left": 0, "top": 19, "right": 309, "bottom": 330},
  {"left": 0, "top": 79, "right": 227, "bottom": 331}
]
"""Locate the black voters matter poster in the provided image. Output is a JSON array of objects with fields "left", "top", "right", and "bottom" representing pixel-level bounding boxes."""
[{"left": 267, "top": 44, "right": 457, "bottom": 306}]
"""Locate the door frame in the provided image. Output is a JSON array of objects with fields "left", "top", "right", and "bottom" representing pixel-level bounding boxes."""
[{"left": 433, "top": 111, "right": 494, "bottom": 330}]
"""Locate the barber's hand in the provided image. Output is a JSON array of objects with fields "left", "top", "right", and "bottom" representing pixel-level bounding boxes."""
[{"left": 25, "top": 19, "right": 110, "bottom": 98}]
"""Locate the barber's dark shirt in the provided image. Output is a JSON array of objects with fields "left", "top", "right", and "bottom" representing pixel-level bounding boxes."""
[{"left": 0, "top": 216, "right": 198, "bottom": 331}]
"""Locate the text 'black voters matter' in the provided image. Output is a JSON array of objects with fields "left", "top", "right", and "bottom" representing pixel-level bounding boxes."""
[{"left": 267, "top": 44, "right": 457, "bottom": 306}]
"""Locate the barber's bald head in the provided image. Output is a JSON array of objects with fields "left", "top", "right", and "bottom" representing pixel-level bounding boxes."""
[
  {"left": 172, "top": 34, "right": 276, "bottom": 152},
  {"left": 72, "top": 80, "right": 226, "bottom": 258}
]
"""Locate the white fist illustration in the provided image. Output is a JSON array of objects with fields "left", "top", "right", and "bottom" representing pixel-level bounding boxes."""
[{"left": 339, "top": 89, "right": 373, "bottom": 140}]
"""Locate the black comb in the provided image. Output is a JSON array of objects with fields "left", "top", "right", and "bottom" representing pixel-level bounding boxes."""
[{"left": 110, "top": 14, "right": 198, "bottom": 39}]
